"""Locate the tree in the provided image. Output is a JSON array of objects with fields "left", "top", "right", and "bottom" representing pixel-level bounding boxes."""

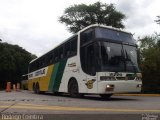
[
  {"left": 138, "top": 34, "right": 160, "bottom": 93},
  {"left": 0, "top": 42, "right": 36, "bottom": 89},
  {"left": 59, "top": 2, "right": 126, "bottom": 33},
  {"left": 155, "top": 16, "right": 160, "bottom": 25}
]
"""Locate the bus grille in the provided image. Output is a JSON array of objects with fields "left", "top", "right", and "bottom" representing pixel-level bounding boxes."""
[
  {"left": 116, "top": 77, "right": 135, "bottom": 80},
  {"left": 128, "top": 77, "right": 135, "bottom": 80},
  {"left": 116, "top": 77, "right": 125, "bottom": 80}
]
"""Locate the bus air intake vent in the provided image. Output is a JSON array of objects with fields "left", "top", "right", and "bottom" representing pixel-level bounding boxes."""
[
  {"left": 116, "top": 77, "right": 125, "bottom": 80},
  {"left": 116, "top": 77, "right": 135, "bottom": 80}
]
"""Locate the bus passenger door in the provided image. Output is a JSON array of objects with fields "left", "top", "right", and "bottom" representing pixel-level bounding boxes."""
[{"left": 84, "top": 44, "right": 97, "bottom": 93}]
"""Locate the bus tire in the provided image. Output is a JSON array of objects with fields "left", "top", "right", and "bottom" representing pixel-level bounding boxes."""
[
  {"left": 100, "top": 94, "right": 113, "bottom": 99},
  {"left": 35, "top": 82, "right": 40, "bottom": 94},
  {"left": 33, "top": 83, "right": 36, "bottom": 94},
  {"left": 68, "top": 79, "right": 81, "bottom": 98}
]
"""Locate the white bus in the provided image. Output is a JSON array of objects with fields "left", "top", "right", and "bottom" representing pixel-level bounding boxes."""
[{"left": 28, "top": 24, "right": 142, "bottom": 98}]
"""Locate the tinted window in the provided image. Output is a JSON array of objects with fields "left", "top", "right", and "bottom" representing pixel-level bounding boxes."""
[
  {"left": 65, "top": 41, "right": 71, "bottom": 57},
  {"left": 59, "top": 46, "right": 64, "bottom": 59},
  {"left": 100, "top": 42, "right": 125, "bottom": 72},
  {"left": 29, "top": 36, "right": 78, "bottom": 72},
  {"left": 70, "top": 38, "right": 77, "bottom": 55},
  {"left": 48, "top": 51, "right": 54, "bottom": 64},
  {"left": 80, "top": 43, "right": 97, "bottom": 76},
  {"left": 54, "top": 48, "right": 59, "bottom": 62},
  {"left": 95, "top": 27, "right": 135, "bottom": 44},
  {"left": 80, "top": 28, "right": 94, "bottom": 46},
  {"left": 123, "top": 45, "right": 140, "bottom": 72},
  {"left": 64, "top": 36, "right": 77, "bottom": 57}
]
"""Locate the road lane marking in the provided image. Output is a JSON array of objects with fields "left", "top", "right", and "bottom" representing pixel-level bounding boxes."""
[
  {"left": 0, "top": 101, "right": 14, "bottom": 103},
  {"left": 0, "top": 102, "right": 17, "bottom": 113},
  {"left": 0, "top": 105, "right": 160, "bottom": 113}
]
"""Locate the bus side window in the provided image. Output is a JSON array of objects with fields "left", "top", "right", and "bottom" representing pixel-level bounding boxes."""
[
  {"left": 38, "top": 59, "right": 42, "bottom": 69},
  {"left": 42, "top": 57, "right": 46, "bottom": 67},
  {"left": 86, "top": 44, "right": 96, "bottom": 75},
  {"left": 64, "top": 36, "right": 77, "bottom": 58},
  {"left": 29, "top": 63, "right": 33, "bottom": 72},
  {"left": 65, "top": 41, "right": 71, "bottom": 57},
  {"left": 70, "top": 37, "right": 77, "bottom": 56},
  {"left": 59, "top": 46, "right": 64, "bottom": 59},
  {"left": 54, "top": 49, "right": 59, "bottom": 62},
  {"left": 80, "top": 29, "right": 94, "bottom": 46},
  {"left": 49, "top": 52, "right": 54, "bottom": 64},
  {"left": 80, "top": 44, "right": 96, "bottom": 76},
  {"left": 32, "top": 63, "right": 35, "bottom": 72}
]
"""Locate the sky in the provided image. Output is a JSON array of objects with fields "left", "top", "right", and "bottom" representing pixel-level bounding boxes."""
[{"left": 0, "top": 0, "right": 160, "bottom": 56}]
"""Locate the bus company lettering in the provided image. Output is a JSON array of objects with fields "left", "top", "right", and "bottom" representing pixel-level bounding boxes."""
[
  {"left": 68, "top": 63, "right": 76, "bottom": 67},
  {"left": 109, "top": 72, "right": 122, "bottom": 77},
  {"left": 35, "top": 69, "right": 45, "bottom": 76},
  {"left": 28, "top": 67, "right": 48, "bottom": 79}
]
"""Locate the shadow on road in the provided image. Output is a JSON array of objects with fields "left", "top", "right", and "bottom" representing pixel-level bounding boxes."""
[
  {"left": 34, "top": 91, "right": 140, "bottom": 102},
  {"left": 83, "top": 96, "right": 139, "bottom": 101}
]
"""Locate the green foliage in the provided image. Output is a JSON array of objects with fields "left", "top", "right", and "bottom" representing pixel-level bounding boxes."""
[
  {"left": 59, "top": 2, "right": 126, "bottom": 33},
  {"left": 138, "top": 34, "right": 160, "bottom": 93},
  {"left": 0, "top": 42, "right": 36, "bottom": 89}
]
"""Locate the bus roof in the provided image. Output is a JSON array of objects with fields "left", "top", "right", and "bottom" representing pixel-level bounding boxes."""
[
  {"left": 79, "top": 24, "right": 132, "bottom": 35},
  {"left": 30, "top": 24, "right": 132, "bottom": 64}
]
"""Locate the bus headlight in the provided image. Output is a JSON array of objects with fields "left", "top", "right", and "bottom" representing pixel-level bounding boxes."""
[
  {"left": 135, "top": 73, "right": 142, "bottom": 81},
  {"left": 137, "top": 84, "right": 142, "bottom": 88},
  {"left": 106, "top": 84, "right": 114, "bottom": 91},
  {"left": 136, "top": 77, "right": 142, "bottom": 81}
]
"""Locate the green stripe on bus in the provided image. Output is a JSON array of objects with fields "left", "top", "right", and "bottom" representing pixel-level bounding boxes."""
[
  {"left": 48, "top": 63, "right": 60, "bottom": 92},
  {"left": 53, "top": 59, "right": 67, "bottom": 92}
]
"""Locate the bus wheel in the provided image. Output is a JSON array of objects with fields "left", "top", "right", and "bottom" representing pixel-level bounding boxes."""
[
  {"left": 33, "top": 83, "right": 36, "bottom": 94},
  {"left": 68, "top": 79, "right": 81, "bottom": 98},
  {"left": 100, "top": 94, "right": 113, "bottom": 99},
  {"left": 35, "top": 83, "right": 40, "bottom": 94}
]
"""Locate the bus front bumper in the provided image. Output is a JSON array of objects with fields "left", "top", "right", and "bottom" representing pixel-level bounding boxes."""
[{"left": 98, "top": 81, "right": 142, "bottom": 94}]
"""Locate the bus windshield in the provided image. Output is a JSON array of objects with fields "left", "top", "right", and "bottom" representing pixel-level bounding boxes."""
[
  {"left": 80, "top": 26, "right": 140, "bottom": 75},
  {"left": 100, "top": 42, "right": 140, "bottom": 73},
  {"left": 95, "top": 27, "right": 136, "bottom": 44},
  {"left": 100, "top": 42, "right": 125, "bottom": 72},
  {"left": 123, "top": 45, "right": 140, "bottom": 72}
]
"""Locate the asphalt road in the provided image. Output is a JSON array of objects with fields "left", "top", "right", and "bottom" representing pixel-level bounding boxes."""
[{"left": 0, "top": 90, "right": 160, "bottom": 120}]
